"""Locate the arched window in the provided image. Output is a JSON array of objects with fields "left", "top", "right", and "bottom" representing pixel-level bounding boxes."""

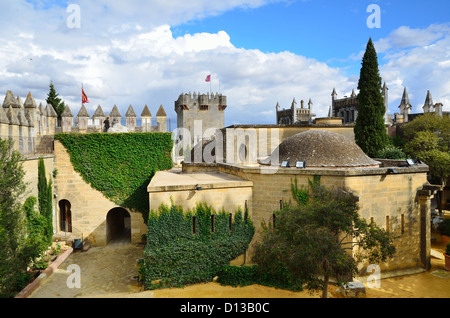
[{"left": 59, "top": 200, "right": 72, "bottom": 232}]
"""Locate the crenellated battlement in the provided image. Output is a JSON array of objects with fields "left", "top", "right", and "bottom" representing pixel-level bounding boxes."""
[{"left": 1, "top": 90, "right": 168, "bottom": 155}]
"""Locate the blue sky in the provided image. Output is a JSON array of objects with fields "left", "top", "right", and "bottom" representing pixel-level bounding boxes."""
[{"left": 1, "top": 0, "right": 449, "bottom": 127}]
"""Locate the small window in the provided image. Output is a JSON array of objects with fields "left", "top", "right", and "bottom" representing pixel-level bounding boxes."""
[{"left": 193, "top": 216, "right": 197, "bottom": 234}]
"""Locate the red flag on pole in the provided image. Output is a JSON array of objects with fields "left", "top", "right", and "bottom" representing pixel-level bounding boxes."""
[
  {"left": 82, "top": 86, "right": 89, "bottom": 104},
  {"left": 205, "top": 74, "right": 211, "bottom": 82}
]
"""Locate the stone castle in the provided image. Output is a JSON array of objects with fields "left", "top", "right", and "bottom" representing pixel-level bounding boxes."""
[
  {"left": 0, "top": 90, "right": 168, "bottom": 155},
  {"left": 1, "top": 85, "right": 446, "bottom": 283},
  {"left": 275, "top": 83, "right": 447, "bottom": 126}
]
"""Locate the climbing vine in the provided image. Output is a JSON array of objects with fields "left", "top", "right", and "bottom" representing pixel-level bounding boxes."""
[
  {"left": 140, "top": 202, "right": 254, "bottom": 290},
  {"left": 54, "top": 133, "right": 173, "bottom": 220}
]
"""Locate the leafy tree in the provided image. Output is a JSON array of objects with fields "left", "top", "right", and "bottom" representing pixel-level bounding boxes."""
[
  {"left": 402, "top": 113, "right": 450, "bottom": 213},
  {"left": 354, "top": 38, "right": 390, "bottom": 157},
  {"left": 22, "top": 197, "right": 49, "bottom": 263},
  {"left": 402, "top": 113, "right": 450, "bottom": 184},
  {"left": 253, "top": 179, "right": 395, "bottom": 298},
  {"left": 0, "top": 138, "right": 29, "bottom": 297},
  {"left": 46, "top": 81, "right": 66, "bottom": 122}
]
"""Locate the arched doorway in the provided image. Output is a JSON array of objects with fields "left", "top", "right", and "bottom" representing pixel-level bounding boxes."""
[
  {"left": 106, "top": 207, "right": 131, "bottom": 244},
  {"left": 59, "top": 200, "right": 72, "bottom": 232}
]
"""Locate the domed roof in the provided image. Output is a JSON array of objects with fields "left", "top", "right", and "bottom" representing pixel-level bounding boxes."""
[{"left": 260, "top": 130, "right": 380, "bottom": 168}]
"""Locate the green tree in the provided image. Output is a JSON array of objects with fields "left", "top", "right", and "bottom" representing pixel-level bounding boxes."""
[
  {"left": 402, "top": 113, "right": 450, "bottom": 213},
  {"left": 402, "top": 113, "right": 450, "bottom": 185},
  {"left": 0, "top": 138, "right": 29, "bottom": 297},
  {"left": 38, "top": 158, "right": 53, "bottom": 245},
  {"left": 253, "top": 180, "right": 395, "bottom": 298},
  {"left": 46, "top": 81, "right": 66, "bottom": 122},
  {"left": 354, "top": 38, "right": 390, "bottom": 157}
]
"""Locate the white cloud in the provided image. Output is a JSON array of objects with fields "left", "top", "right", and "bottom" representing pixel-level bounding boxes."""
[
  {"left": 0, "top": 1, "right": 352, "bottom": 127},
  {"left": 378, "top": 24, "right": 450, "bottom": 114}
]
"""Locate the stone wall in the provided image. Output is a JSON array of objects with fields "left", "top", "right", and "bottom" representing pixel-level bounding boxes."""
[
  {"left": 148, "top": 169, "right": 253, "bottom": 217},
  {"left": 218, "top": 125, "right": 355, "bottom": 164},
  {"left": 182, "top": 162, "right": 431, "bottom": 274},
  {"left": 53, "top": 140, "right": 146, "bottom": 246}
]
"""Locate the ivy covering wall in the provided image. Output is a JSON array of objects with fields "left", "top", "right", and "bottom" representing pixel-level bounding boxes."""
[
  {"left": 55, "top": 133, "right": 173, "bottom": 220},
  {"left": 140, "top": 202, "right": 254, "bottom": 290}
]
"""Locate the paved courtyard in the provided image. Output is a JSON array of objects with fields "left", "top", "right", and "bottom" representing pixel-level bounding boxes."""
[
  {"left": 29, "top": 241, "right": 450, "bottom": 298},
  {"left": 29, "top": 243, "right": 144, "bottom": 298}
]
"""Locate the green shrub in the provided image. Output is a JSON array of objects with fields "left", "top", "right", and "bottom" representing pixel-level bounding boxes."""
[
  {"left": 55, "top": 132, "right": 173, "bottom": 221},
  {"left": 446, "top": 243, "right": 450, "bottom": 256},
  {"left": 140, "top": 202, "right": 254, "bottom": 290},
  {"left": 217, "top": 265, "right": 303, "bottom": 291},
  {"left": 375, "top": 145, "right": 406, "bottom": 159}
]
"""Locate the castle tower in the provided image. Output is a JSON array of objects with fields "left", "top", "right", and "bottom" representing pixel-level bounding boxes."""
[
  {"left": 291, "top": 98, "right": 297, "bottom": 123},
  {"left": 109, "top": 105, "right": 121, "bottom": 127},
  {"left": 92, "top": 105, "right": 105, "bottom": 129},
  {"left": 423, "top": 90, "right": 434, "bottom": 113},
  {"left": 3, "top": 90, "right": 20, "bottom": 109},
  {"left": 125, "top": 104, "right": 137, "bottom": 132},
  {"left": 6, "top": 105, "right": 20, "bottom": 151},
  {"left": 308, "top": 98, "right": 314, "bottom": 123},
  {"left": 46, "top": 103, "right": 58, "bottom": 135},
  {"left": 0, "top": 106, "right": 8, "bottom": 138},
  {"left": 398, "top": 87, "right": 412, "bottom": 123},
  {"left": 175, "top": 92, "right": 226, "bottom": 146},
  {"left": 24, "top": 92, "right": 37, "bottom": 133},
  {"left": 141, "top": 105, "right": 152, "bottom": 132},
  {"left": 331, "top": 88, "right": 337, "bottom": 117},
  {"left": 76, "top": 104, "right": 90, "bottom": 131},
  {"left": 156, "top": 105, "right": 167, "bottom": 132},
  {"left": 60, "top": 105, "right": 74, "bottom": 133},
  {"left": 38, "top": 102, "right": 46, "bottom": 135}
]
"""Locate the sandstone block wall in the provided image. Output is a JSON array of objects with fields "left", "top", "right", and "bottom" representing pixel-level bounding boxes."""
[{"left": 54, "top": 140, "right": 146, "bottom": 246}]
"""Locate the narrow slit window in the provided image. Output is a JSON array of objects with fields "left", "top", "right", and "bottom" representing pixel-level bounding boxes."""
[
  {"left": 193, "top": 216, "right": 196, "bottom": 234},
  {"left": 386, "top": 215, "right": 390, "bottom": 233},
  {"left": 401, "top": 214, "right": 405, "bottom": 234},
  {"left": 229, "top": 213, "right": 232, "bottom": 231}
]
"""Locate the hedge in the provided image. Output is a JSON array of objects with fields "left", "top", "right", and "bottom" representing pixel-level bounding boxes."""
[
  {"left": 55, "top": 132, "right": 173, "bottom": 221},
  {"left": 140, "top": 202, "right": 254, "bottom": 289}
]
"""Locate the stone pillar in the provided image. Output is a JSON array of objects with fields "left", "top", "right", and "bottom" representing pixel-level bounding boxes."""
[
  {"left": 141, "top": 105, "right": 152, "bottom": 132},
  {"left": 61, "top": 105, "right": 74, "bottom": 133},
  {"left": 125, "top": 105, "right": 137, "bottom": 132},
  {"left": 417, "top": 186, "right": 438, "bottom": 270}
]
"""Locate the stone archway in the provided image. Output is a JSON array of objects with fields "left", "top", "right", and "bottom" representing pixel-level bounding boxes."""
[
  {"left": 59, "top": 199, "right": 72, "bottom": 232},
  {"left": 106, "top": 207, "right": 131, "bottom": 245}
]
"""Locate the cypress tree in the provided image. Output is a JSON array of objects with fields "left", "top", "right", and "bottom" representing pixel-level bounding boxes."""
[
  {"left": 38, "top": 158, "right": 53, "bottom": 244},
  {"left": 46, "top": 81, "right": 66, "bottom": 122},
  {"left": 354, "top": 38, "right": 389, "bottom": 157}
]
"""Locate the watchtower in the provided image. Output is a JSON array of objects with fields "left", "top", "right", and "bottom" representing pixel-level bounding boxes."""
[{"left": 175, "top": 92, "right": 226, "bottom": 146}]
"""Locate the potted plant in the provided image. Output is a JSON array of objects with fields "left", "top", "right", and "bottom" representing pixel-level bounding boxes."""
[
  {"left": 438, "top": 218, "right": 450, "bottom": 246},
  {"left": 445, "top": 243, "right": 450, "bottom": 271}
]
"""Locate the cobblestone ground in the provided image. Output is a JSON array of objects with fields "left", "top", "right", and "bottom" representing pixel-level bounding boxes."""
[{"left": 29, "top": 243, "right": 144, "bottom": 298}]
